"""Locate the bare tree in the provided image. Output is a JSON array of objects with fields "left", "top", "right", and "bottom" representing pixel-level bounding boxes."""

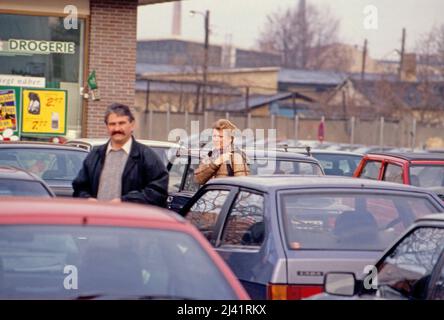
[
  {"left": 415, "top": 24, "right": 444, "bottom": 80},
  {"left": 257, "top": 0, "right": 343, "bottom": 70},
  {"left": 413, "top": 24, "right": 444, "bottom": 124}
]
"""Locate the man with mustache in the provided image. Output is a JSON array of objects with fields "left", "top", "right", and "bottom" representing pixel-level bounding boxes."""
[{"left": 72, "top": 103, "right": 169, "bottom": 207}]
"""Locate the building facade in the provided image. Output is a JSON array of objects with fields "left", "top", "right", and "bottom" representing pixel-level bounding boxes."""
[{"left": 0, "top": 0, "right": 169, "bottom": 139}]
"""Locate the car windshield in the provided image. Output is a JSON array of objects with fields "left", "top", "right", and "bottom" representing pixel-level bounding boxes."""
[
  {"left": 280, "top": 191, "right": 441, "bottom": 251},
  {"left": 0, "top": 179, "right": 52, "bottom": 197},
  {"left": 0, "top": 148, "right": 87, "bottom": 181},
  {"left": 0, "top": 225, "right": 237, "bottom": 299},
  {"left": 313, "top": 153, "right": 362, "bottom": 176},
  {"left": 410, "top": 164, "right": 444, "bottom": 188}
]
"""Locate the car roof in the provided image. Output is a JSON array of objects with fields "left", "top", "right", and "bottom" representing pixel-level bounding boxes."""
[
  {"left": 66, "top": 138, "right": 179, "bottom": 148},
  {"left": 416, "top": 213, "right": 444, "bottom": 223},
  {"left": 0, "top": 141, "right": 88, "bottom": 152},
  {"left": 205, "top": 175, "right": 437, "bottom": 193},
  {"left": 0, "top": 198, "right": 185, "bottom": 225},
  {"left": 367, "top": 152, "right": 444, "bottom": 161},
  {"left": 281, "top": 148, "right": 363, "bottom": 157},
  {"left": 176, "top": 147, "right": 320, "bottom": 162},
  {"left": 0, "top": 166, "right": 39, "bottom": 181}
]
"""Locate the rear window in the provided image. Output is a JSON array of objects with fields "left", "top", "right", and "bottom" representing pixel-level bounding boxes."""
[
  {"left": 0, "top": 225, "right": 237, "bottom": 299},
  {"left": 0, "top": 179, "right": 52, "bottom": 197},
  {"left": 279, "top": 191, "right": 441, "bottom": 251},
  {"left": 0, "top": 148, "right": 86, "bottom": 181}
]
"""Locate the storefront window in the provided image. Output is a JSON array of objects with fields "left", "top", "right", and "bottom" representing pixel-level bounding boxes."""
[{"left": 0, "top": 13, "right": 85, "bottom": 138}]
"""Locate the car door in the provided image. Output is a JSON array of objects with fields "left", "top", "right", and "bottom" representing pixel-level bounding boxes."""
[
  {"left": 167, "top": 154, "right": 202, "bottom": 213},
  {"left": 429, "top": 251, "right": 444, "bottom": 300},
  {"left": 214, "top": 189, "right": 269, "bottom": 299},
  {"left": 371, "top": 226, "right": 444, "bottom": 300},
  {"left": 181, "top": 185, "right": 238, "bottom": 245}
]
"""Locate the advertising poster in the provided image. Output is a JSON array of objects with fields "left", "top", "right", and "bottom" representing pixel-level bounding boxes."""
[
  {"left": 21, "top": 88, "right": 67, "bottom": 136},
  {"left": 0, "top": 86, "right": 20, "bottom": 138}
]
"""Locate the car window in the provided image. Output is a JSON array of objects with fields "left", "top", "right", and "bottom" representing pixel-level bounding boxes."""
[
  {"left": 432, "top": 258, "right": 444, "bottom": 300},
  {"left": 314, "top": 154, "right": 362, "bottom": 177},
  {"left": 220, "top": 191, "right": 265, "bottom": 247},
  {"left": 250, "top": 159, "right": 322, "bottom": 175},
  {"left": 410, "top": 165, "right": 444, "bottom": 188},
  {"left": 183, "top": 162, "right": 201, "bottom": 192},
  {"left": 0, "top": 225, "right": 238, "bottom": 299},
  {"left": 186, "top": 190, "right": 231, "bottom": 241},
  {"left": 168, "top": 156, "right": 187, "bottom": 193},
  {"left": 184, "top": 157, "right": 323, "bottom": 191},
  {"left": 0, "top": 179, "right": 52, "bottom": 197},
  {"left": 0, "top": 149, "right": 87, "bottom": 181},
  {"left": 376, "top": 227, "right": 444, "bottom": 300},
  {"left": 383, "top": 163, "right": 404, "bottom": 184},
  {"left": 280, "top": 192, "right": 441, "bottom": 251},
  {"left": 360, "top": 160, "right": 382, "bottom": 180}
]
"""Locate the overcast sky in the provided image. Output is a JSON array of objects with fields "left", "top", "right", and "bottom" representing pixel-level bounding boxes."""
[{"left": 137, "top": 0, "right": 444, "bottom": 59}]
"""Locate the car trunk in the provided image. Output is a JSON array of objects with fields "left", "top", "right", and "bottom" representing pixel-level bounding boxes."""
[
  {"left": 285, "top": 250, "right": 380, "bottom": 284},
  {"left": 276, "top": 250, "right": 381, "bottom": 299}
]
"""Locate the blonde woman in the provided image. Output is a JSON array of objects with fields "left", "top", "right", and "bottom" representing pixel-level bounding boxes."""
[{"left": 194, "top": 119, "right": 249, "bottom": 184}]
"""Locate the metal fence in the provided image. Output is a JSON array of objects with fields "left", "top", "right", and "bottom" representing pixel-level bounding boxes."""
[{"left": 134, "top": 110, "right": 444, "bottom": 149}]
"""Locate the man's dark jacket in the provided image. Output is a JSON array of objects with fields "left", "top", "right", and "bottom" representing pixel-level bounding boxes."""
[{"left": 72, "top": 137, "right": 169, "bottom": 207}]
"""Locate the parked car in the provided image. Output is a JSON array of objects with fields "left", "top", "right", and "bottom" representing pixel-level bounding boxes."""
[
  {"left": 167, "top": 148, "right": 324, "bottom": 212},
  {"left": 280, "top": 148, "right": 363, "bottom": 177},
  {"left": 66, "top": 138, "right": 179, "bottom": 166},
  {"left": 0, "top": 166, "right": 55, "bottom": 197},
  {"left": 312, "top": 213, "right": 444, "bottom": 300},
  {"left": 0, "top": 142, "right": 88, "bottom": 197},
  {"left": 179, "top": 175, "right": 444, "bottom": 300},
  {"left": 0, "top": 198, "right": 249, "bottom": 300},
  {"left": 354, "top": 152, "right": 444, "bottom": 200}
]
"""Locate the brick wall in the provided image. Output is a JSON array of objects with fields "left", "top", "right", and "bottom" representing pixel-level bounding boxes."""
[{"left": 85, "top": 0, "right": 138, "bottom": 137}]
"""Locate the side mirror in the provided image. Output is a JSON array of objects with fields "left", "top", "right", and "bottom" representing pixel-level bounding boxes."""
[{"left": 324, "top": 272, "right": 356, "bottom": 297}]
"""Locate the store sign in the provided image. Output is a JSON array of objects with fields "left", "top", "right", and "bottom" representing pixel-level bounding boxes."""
[
  {"left": 0, "top": 89, "right": 18, "bottom": 133},
  {"left": 0, "top": 75, "right": 45, "bottom": 88},
  {"left": 21, "top": 88, "right": 67, "bottom": 135},
  {"left": 7, "top": 39, "right": 75, "bottom": 55}
]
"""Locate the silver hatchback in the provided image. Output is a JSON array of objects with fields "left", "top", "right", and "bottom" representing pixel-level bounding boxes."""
[{"left": 180, "top": 176, "right": 444, "bottom": 300}]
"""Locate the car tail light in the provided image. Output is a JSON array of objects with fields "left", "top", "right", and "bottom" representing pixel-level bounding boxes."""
[{"left": 267, "top": 284, "right": 323, "bottom": 300}]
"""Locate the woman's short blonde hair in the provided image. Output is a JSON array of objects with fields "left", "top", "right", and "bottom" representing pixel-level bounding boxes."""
[{"left": 212, "top": 118, "right": 238, "bottom": 132}]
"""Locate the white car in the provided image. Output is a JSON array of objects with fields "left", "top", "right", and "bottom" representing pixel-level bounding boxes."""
[{"left": 66, "top": 138, "right": 179, "bottom": 166}]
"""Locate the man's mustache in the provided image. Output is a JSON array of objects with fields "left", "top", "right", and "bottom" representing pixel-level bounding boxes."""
[{"left": 112, "top": 131, "right": 124, "bottom": 135}]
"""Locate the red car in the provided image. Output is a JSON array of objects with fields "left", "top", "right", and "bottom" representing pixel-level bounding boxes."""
[
  {"left": 0, "top": 198, "right": 249, "bottom": 300},
  {"left": 354, "top": 152, "right": 444, "bottom": 199}
]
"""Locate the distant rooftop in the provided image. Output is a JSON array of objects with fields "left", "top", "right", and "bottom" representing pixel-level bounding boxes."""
[{"left": 279, "top": 69, "right": 347, "bottom": 86}]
